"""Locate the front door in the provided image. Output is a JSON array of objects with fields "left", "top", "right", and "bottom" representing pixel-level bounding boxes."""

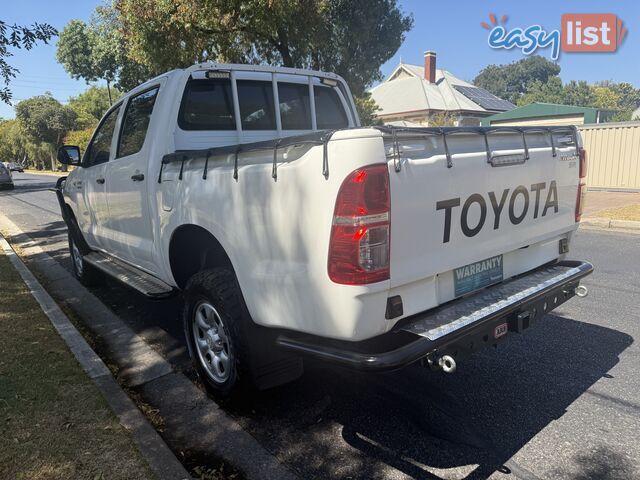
[
  {"left": 104, "top": 85, "right": 160, "bottom": 272},
  {"left": 78, "top": 103, "right": 122, "bottom": 250}
]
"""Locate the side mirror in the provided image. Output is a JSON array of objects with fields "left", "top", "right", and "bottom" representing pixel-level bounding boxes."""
[{"left": 57, "top": 145, "right": 81, "bottom": 166}]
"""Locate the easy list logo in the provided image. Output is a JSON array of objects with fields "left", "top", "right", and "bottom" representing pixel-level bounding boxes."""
[{"left": 483, "top": 13, "right": 627, "bottom": 60}]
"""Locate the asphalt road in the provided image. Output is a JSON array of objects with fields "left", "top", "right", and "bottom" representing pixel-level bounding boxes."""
[{"left": 2, "top": 172, "right": 639, "bottom": 480}]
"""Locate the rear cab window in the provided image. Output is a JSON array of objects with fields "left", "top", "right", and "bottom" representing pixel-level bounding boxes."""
[
  {"left": 278, "top": 83, "right": 311, "bottom": 130},
  {"left": 177, "top": 72, "right": 351, "bottom": 133},
  {"left": 179, "top": 78, "right": 235, "bottom": 130},
  {"left": 314, "top": 86, "right": 349, "bottom": 130},
  {"left": 118, "top": 87, "right": 160, "bottom": 158}
]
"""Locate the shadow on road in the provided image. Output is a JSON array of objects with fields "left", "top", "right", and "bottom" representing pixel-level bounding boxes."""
[{"left": 222, "top": 314, "right": 632, "bottom": 479}]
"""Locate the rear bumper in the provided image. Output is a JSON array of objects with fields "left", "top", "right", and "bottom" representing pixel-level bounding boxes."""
[{"left": 277, "top": 260, "right": 593, "bottom": 372}]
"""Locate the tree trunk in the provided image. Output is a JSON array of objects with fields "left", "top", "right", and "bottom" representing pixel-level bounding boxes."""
[
  {"left": 106, "top": 80, "right": 113, "bottom": 106},
  {"left": 275, "top": 28, "right": 294, "bottom": 67},
  {"left": 50, "top": 152, "right": 55, "bottom": 172}
]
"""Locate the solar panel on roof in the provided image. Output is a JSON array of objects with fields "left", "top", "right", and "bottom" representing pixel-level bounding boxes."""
[{"left": 453, "top": 85, "right": 515, "bottom": 112}]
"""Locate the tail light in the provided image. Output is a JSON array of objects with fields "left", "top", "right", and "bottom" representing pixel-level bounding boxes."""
[
  {"left": 328, "top": 164, "right": 390, "bottom": 285},
  {"left": 576, "top": 147, "right": 587, "bottom": 222},
  {"left": 578, "top": 147, "right": 587, "bottom": 179}
]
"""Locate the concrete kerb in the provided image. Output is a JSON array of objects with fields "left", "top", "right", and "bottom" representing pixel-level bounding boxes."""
[
  {"left": 580, "top": 218, "right": 640, "bottom": 233},
  {"left": 0, "top": 213, "right": 300, "bottom": 480},
  {"left": 0, "top": 234, "right": 190, "bottom": 480}
]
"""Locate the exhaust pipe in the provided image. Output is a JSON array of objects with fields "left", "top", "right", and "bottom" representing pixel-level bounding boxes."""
[
  {"left": 438, "top": 355, "right": 457, "bottom": 374},
  {"left": 575, "top": 285, "right": 588, "bottom": 297}
]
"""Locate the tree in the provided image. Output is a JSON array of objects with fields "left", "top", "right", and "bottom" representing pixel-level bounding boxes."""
[
  {"left": 428, "top": 111, "right": 457, "bottom": 127},
  {"left": 68, "top": 85, "right": 120, "bottom": 129},
  {"left": 56, "top": 6, "right": 150, "bottom": 100},
  {"left": 64, "top": 127, "right": 94, "bottom": 154},
  {"left": 517, "top": 77, "right": 564, "bottom": 106},
  {"left": 594, "top": 81, "right": 640, "bottom": 121},
  {"left": 0, "top": 20, "right": 57, "bottom": 103},
  {"left": 473, "top": 56, "right": 561, "bottom": 105},
  {"left": 0, "top": 118, "right": 50, "bottom": 169},
  {"left": 591, "top": 86, "right": 620, "bottom": 110},
  {"left": 114, "top": 0, "right": 413, "bottom": 96},
  {"left": 15, "top": 94, "right": 77, "bottom": 170},
  {"left": 558, "top": 80, "right": 595, "bottom": 107},
  {"left": 354, "top": 92, "right": 381, "bottom": 126}
]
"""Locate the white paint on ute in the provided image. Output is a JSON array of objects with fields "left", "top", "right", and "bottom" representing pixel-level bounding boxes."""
[{"left": 63, "top": 63, "right": 582, "bottom": 341}]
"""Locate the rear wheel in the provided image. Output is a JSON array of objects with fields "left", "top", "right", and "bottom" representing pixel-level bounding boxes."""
[
  {"left": 68, "top": 234, "right": 103, "bottom": 286},
  {"left": 183, "top": 269, "right": 249, "bottom": 398}
]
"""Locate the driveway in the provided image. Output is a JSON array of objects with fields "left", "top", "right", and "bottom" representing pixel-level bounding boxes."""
[{"left": 1, "top": 172, "right": 638, "bottom": 479}]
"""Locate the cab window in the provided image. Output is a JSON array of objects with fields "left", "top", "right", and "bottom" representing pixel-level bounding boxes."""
[
  {"left": 278, "top": 83, "right": 311, "bottom": 130},
  {"left": 237, "top": 80, "right": 276, "bottom": 130},
  {"left": 179, "top": 78, "right": 235, "bottom": 130},
  {"left": 118, "top": 87, "right": 159, "bottom": 158},
  {"left": 84, "top": 104, "right": 121, "bottom": 167},
  {"left": 314, "top": 86, "right": 349, "bottom": 130}
]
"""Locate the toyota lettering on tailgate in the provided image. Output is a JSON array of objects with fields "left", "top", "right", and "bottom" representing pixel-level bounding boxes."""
[{"left": 436, "top": 181, "right": 559, "bottom": 243}]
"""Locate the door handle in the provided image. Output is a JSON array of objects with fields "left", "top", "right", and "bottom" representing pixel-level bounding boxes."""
[
  {"left": 96, "top": 178, "right": 105, "bottom": 184},
  {"left": 131, "top": 173, "right": 145, "bottom": 182}
]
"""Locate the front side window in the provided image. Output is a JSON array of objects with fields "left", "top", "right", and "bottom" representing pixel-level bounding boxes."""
[
  {"left": 237, "top": 80, "right": 276, "bottom": 130},
  {"left": 315, "top": 86, "right": 349, "bottom": 130},
  {"left": 118, "top": 87, "right": 159, "bottom": 158},
  {"left": 278, "top": 83, "right": 311, "bottom": 130},
  {"left": 179, "top": 78, "right": 235, "bottom": 130},
  {"left": 85, "top": 104, "right": 121, "bottom": 167}
]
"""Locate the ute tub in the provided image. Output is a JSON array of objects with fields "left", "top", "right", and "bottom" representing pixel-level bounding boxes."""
[{"left": 277, "top": 260, "right": 593, "bottom": 371}]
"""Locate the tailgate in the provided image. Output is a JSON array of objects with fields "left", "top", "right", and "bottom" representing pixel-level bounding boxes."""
[{"left": 386, "top": 127, "right": 581, "bottom": 316}]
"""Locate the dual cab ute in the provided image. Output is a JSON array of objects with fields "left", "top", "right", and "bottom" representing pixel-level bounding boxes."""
[{"left": 56, "top": 63, "right": 592, "bottom": 397}]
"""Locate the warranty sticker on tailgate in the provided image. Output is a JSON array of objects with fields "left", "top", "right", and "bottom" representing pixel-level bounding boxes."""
[{"left": 454, "top": 255, "right": 503, "bottom": 297}]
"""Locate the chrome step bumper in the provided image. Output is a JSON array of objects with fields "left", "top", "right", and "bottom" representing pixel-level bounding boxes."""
[
  {"left": 277, "top": 261, "right": 594, "bottom": 371},
  {"left": 401, "top": 261, "right": 592, "bottom": 341}
]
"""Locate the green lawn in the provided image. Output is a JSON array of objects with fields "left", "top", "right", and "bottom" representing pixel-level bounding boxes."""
[{"left": 0, "top": 250, "right": 155, "bottom": 480}]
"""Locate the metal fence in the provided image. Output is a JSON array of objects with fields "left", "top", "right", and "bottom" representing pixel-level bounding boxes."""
[{"left": 579, "top": 121, "right": 640, "bottom": 191}]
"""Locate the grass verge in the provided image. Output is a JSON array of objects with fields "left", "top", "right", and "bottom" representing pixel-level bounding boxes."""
[
  {"left": 0, "top": 250, "right": 155, "bottom": 480},
  {"left": 592, "top": 204, "right": 640, "bottom": 221}
]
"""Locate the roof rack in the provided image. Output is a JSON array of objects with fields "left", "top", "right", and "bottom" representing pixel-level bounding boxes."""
[
  {"left": 158, "top": 125, "right": 578, "bottom": 182},
  {"left": 375, "top": 125, "right": 578, "bottom": 172},
  {"left": 159, "top": 130, "right": 337, "bottom": 183}
]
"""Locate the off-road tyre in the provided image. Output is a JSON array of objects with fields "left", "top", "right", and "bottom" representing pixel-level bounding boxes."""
[{"left": 183, "top": 268, "right": 251, "bottom": 399}]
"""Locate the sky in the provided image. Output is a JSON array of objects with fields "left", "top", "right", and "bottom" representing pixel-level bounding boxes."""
[{"left": 1, "top": 0, "right": 639, "bottom": 119}]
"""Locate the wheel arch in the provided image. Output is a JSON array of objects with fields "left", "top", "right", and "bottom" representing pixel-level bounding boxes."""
[{"left": 168, "top": 224, "right": 234, "bottom": 290}]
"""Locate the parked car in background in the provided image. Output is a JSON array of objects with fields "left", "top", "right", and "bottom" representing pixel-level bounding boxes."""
[
  {"left": 7, "top": 162, "right": 24, "bottom": 173},
  {"left": 0, "top": 162, "right": 14, "bottom": 190}
]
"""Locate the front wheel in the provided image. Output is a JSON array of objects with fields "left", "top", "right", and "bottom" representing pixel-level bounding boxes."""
[
  {"left": 183, "top": 269, "right": 250, "bottom": 398},
  {"left": 68, "top": 234, "right": 103, "bottom": 287}
]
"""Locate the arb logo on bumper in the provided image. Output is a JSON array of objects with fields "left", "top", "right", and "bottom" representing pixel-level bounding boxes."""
[
  {"left": 562, "top": 14, "right": 627, "bottom": 52},
  {"left": 494, "top": 323, "right": 508, "bottom": 339}
]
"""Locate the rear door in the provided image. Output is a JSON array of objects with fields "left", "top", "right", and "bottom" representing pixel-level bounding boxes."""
[
  {"left": 387, "top": 129, "right": 579, "bottom": 311},
  {"left": 104, "top": 85, "right": 160, "bottom": 272}
]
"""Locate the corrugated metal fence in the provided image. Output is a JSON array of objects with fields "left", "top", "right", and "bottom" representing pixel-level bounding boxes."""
[{"left": 579, "top": 121, "right": 640, "bottom": 191}]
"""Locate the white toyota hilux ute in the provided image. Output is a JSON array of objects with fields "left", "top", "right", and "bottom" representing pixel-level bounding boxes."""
[{"left": 55, "top": 63, "right": 593, "bottom": 397}]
